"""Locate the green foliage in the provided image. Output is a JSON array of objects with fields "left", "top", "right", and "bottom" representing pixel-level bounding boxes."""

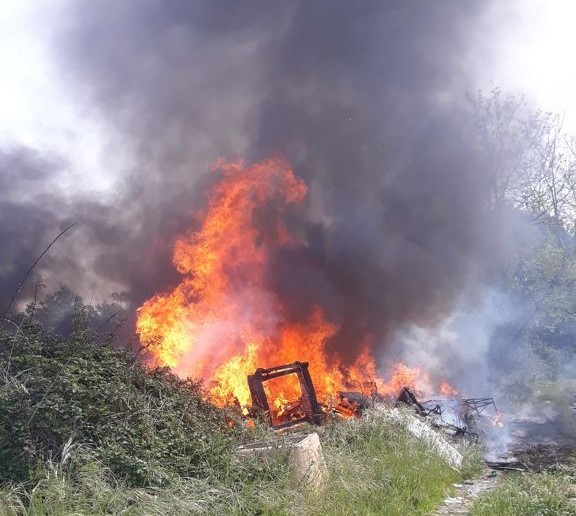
[
  {"left": 511, "top": 235, "right": 576, "bottom": 335},
  {"left": 0, "top": 305, "right": 479, "bottom": 514},
  {"left": 471, "top": 464, "right": 576, "bottom": 516},
  {"left": 0, "top": 410, "right": 471, "bottom": 515},
  {"left": 0, "top": 313, "right": 238, "bottom": 486},
  {"left": 29, "top": 286, "right": 128, "bottom": 339},
  {"left": 492, "top": 226, "right": 576, "bottom": 403},
  {"left": 468, "top": 88, "right": 576, "bottom": 397}
]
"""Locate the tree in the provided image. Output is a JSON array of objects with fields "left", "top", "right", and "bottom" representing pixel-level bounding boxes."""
[
  {"left": 467, "top": 89, "right": 576, "bottom": 231},
  {"left": 30, "top": 286, "right": 128, "bottom": 339}
]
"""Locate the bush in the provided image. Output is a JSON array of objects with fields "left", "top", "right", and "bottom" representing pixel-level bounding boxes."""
[{"left": 0, "top": 313, "right": 238, "bottom": 486}]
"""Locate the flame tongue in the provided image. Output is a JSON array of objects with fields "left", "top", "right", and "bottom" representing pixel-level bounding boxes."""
[
  {"left": 137, "top": 158, "right": 308, "bottom": 407},
  {"left": 136, "top": 158, "right": 456, "bottom": 418}
]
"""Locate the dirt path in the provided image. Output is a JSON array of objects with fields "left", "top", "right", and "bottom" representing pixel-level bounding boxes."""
[{"left": 432, "top": 470, "right": 500, "bottom": 515}]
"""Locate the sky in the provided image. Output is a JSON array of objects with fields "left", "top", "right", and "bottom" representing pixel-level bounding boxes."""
[
  {"left": 491, "top": 0, "right": 576, "bottom": 131},
  {"left": 1, "top": 0, "right": 576, "bottom": 194},
  {"left": 0, "top": 0, "right": 114, "bottom": 192}
]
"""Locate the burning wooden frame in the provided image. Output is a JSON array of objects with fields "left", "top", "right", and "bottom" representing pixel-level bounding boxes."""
[
  {"left": 246, "top": 361, "right": 502, "bottom": 442},
  {"left": 247, "top": 361, "right": 324, "bottom": 429}
]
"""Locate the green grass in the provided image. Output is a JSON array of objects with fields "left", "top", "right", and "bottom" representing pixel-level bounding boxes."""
[
  {"left": 470, "top": 464, "right": 576, "bottom": 516},
  {"left": 304, "top": 414, "right": 462, "bottom": 516},
  {"left": 0, "top": 414, "right": 478, "bottom": 515}
]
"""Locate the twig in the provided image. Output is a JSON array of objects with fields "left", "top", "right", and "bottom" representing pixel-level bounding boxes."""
[{"left": 3, "top": 223, "right": 76, "bottom": 317}]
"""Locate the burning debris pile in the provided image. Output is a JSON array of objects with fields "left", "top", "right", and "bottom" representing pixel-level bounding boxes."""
[
  {"left": 242, "top": 359, "right": 502, "bottom": 448},
  {"left": 135, "top": 159, "right": 466, "bottom": 419},
  {"left": 237, "top": 359, "right": 510, "bottom": 474},
  {"left": 132, "top": 157, "right": 538, "bottom": 471}
]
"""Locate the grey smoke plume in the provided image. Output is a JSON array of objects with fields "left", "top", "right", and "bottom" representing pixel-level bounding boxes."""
[
  {"left": 2, "top": 1, "right": 505, "bottom": 364},
  {"left": 0, "top": 147, "right": 69, "bottom": 304}
]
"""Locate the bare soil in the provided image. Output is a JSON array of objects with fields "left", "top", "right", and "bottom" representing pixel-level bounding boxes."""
[{"left": 513, "top": 443, "right": 576, "bottom": 472}]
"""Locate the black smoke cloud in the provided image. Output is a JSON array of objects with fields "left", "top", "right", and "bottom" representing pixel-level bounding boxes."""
[{"left": 3, "top": 1, "right": 503, "bottom": 361}]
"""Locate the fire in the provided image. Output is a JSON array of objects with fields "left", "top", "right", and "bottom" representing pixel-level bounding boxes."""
[
  {"left": 491, "top": 411, "right": 504, "bottom": 427},
  {"left": 439, "top": 381, "right": 460, "bottom": 397},
  {"left": 379, "top": 363, "right": 432, "bottom": 397},
  {"left": 136, "top": 158, "right": 457, "bottom": 419}
]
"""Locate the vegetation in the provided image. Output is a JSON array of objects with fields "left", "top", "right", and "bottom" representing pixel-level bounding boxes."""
[
  {"left": 0, "top": 312, "right": 239, "bottom": 487},
  {"left": 0, "top": 415, "right": 476, "bottom": 515},
  {"left": 470, "top": 464, "right": 576, "bottom": 516},
  {"left": 0, "top": 314, "right": 481, "bottom": 514},
  {"left": 465, "top": 90, "right": 576, "bottom": 515},
  {"left": 463, "top": 90, "right": 576, "bottom": 405},
  {"left": 304, "top": 416, "right": 464, "bottom": 516}
]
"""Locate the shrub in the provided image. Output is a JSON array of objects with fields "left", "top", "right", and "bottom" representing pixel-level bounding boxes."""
[{"left": 0, "top": 314, "right": 238, "bottom": 486}]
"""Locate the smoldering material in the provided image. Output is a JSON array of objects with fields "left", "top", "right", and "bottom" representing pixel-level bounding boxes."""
[{"left": 5, "top": 1, "right": 501, "bottom": 362}]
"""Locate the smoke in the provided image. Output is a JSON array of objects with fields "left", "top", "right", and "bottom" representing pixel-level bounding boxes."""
[
  {"left": 386, "top": 288, "right": 518, "bottom": 390},
  {"left": 0, "top": 146, "right": 83, "bottom": 309},
  {"left": 2, "top": 1, "right": 507, "bottom": 361},
  {"left": 249, "top": 3, "right": 498, "bottom": 365}
]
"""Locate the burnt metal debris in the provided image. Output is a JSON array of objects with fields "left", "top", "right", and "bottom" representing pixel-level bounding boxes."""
[
  {"left": 246, "top": 361, "right": 500, "bottom": 441},
  {"left": 247, "top": 361, "right": 324, "bottom": 429},
  {"left": 396, "top": 386, "right": 427, "bottom": 415},
  {"left": 417, "top": 396, "right": 500, "bottom": 441},
  {"left": 459, "top": 397, "right": 499, "bottom": 418}
]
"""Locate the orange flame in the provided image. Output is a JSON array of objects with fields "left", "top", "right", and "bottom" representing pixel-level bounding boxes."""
[
  {"left": 136, "top": 158, "right": 458, "bottom": 418},
  {"left": 439, "top": 381, "right": 460, "bottom": 397},
  {"left": 491, "top": 411, "right": 504, "bottom": 427}
]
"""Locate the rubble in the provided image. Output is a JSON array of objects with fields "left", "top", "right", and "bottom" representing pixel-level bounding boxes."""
[{"left": 244, "top": 361, "right": 507, "bottom": 472}]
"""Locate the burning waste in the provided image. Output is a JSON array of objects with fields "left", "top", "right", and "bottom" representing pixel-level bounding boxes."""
[
  {"left": 136, "top": 158, "right": 462, "bottom": 422},
  {"left": 132, "top": 156, "right": 531, "bottom": 475}
]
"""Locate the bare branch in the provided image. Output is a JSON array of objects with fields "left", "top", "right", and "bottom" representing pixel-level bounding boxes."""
[{"left": 3, "top": 223, "right": 77, "bottom": 317}]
